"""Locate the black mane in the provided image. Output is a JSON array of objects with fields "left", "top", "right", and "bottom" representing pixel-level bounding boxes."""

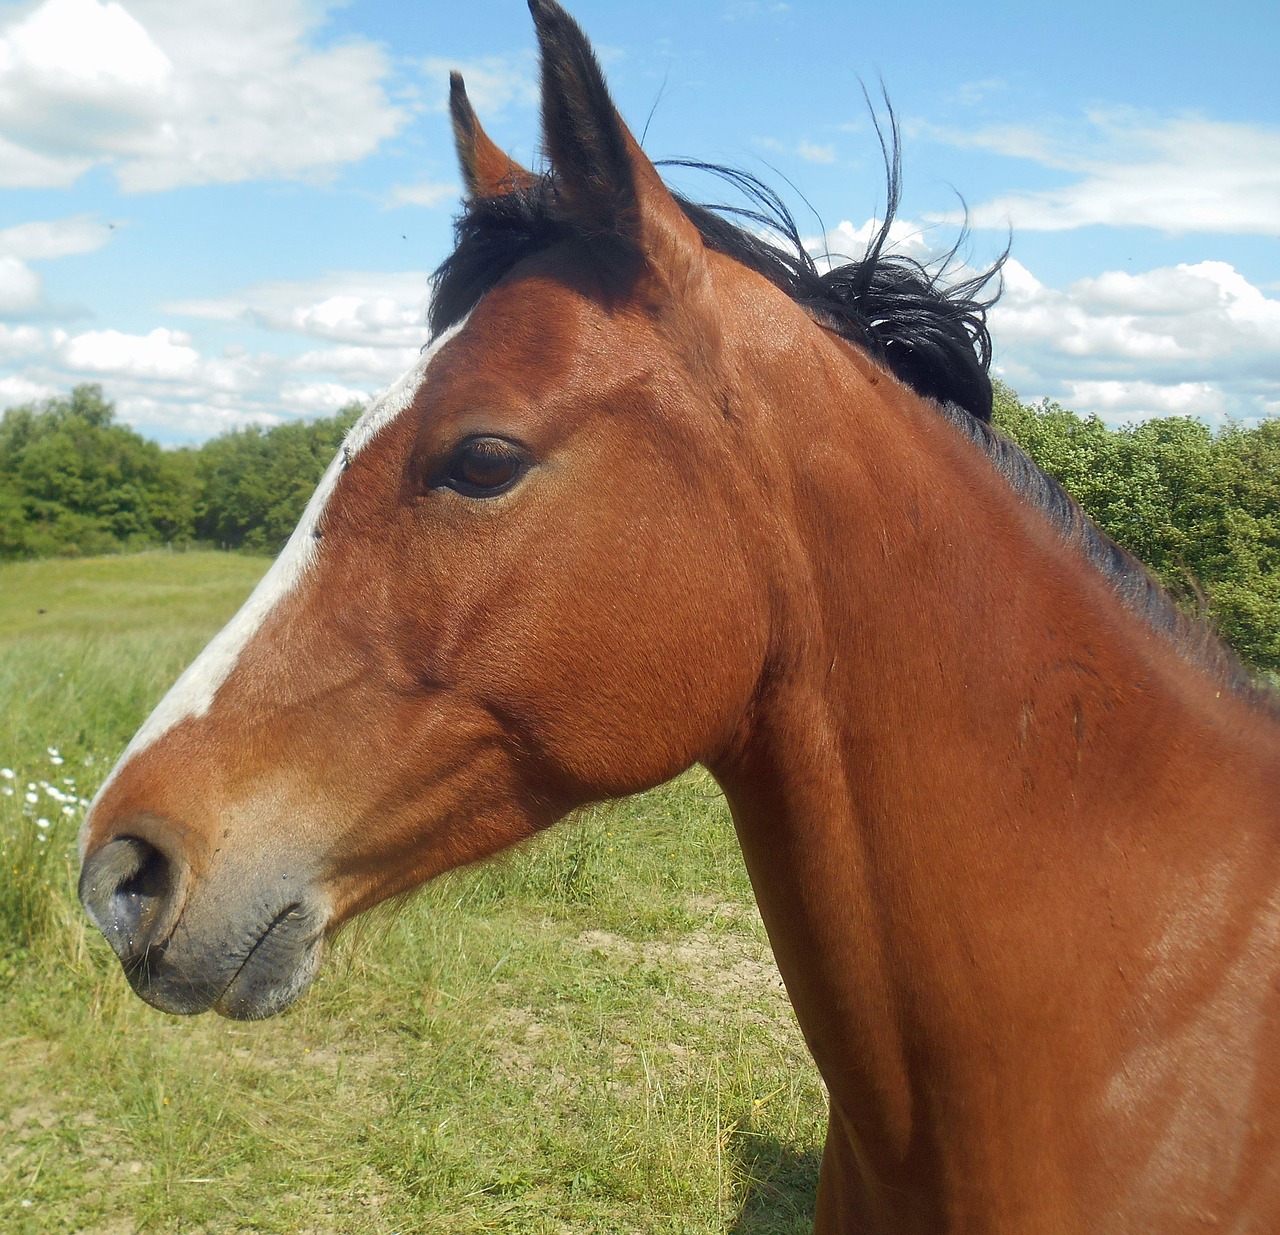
[{"left": 430, "top": 123, "right": 1002, "bottom": 421}]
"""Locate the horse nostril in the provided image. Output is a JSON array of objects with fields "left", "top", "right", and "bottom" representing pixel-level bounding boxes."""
[{"left": 79, "top": 836, "right": 179, "bottom": 962}]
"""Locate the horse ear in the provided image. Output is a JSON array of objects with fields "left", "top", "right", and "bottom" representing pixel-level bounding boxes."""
[
  {"left": 450, "top": 71, "right": 535, "bottom": 199},
  {"left": 528, "top": 0, "right": 705, "bottom": 282}
]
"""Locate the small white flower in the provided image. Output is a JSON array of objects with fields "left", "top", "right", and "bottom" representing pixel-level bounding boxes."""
[
  {"left": 47, "top": 747, "right": 60, "bottom": 758},
  {"left": 37, "top": 834, "right": 47, "bottom": 843},
  {"left": 62, "top": 777, "right": 75, "bottom": 786},
  {"left": 0, "top": 768, "right": 13, "bottom": 779},
  {"left": 26, "top": 782, "right": 35, "bottom": 790},
  {"left": 36, "top": 818, "right": 50, "bottom": 829},
  {"left": 62, "top": 805, "right": 76, "bottom": 817},
  {"left": 24, "top": 792, "right": 38, "bottom": 804},
  {"left": 2, "top": 786, "right": 13, "bottom": 796},
  {"left": 49, "top": 756, "right": 64, "bottom": 766},
  {"left": 78, "top": 797, "right": 90, "bottom": 807}
]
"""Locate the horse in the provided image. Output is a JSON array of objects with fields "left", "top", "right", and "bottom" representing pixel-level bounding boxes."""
[{"left": 79, "top": 1, "right": 1280, "bottom": 1230}]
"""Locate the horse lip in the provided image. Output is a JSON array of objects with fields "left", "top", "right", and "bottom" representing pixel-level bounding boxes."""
[{"left": 211, "top": 902, "right": 327, "bottom": 1021}]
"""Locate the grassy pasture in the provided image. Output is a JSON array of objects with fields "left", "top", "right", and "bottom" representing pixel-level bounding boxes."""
[{"left": 0, "top": 552, "right": 824, "bottom": 1233}]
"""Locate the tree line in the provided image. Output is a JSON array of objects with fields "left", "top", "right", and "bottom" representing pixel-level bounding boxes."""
[
  {"left": 2, "top": 383, "right": 1278, "bottom": 671},
  {"left": 0, "top": 385, "right": 359, "bottom": 559}
]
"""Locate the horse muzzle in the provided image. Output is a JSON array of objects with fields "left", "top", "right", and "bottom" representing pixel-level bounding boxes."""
[{"left": 79, "top": 832, "right": 329, "bottom": 1020}]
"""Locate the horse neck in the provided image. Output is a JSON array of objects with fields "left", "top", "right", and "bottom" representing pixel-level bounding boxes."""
[{"left": 709, "top": 337, "right": 1280, "bottom": 1219}]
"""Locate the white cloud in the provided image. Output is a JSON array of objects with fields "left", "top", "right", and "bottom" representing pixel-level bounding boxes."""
[
  {"left": 279, "top": 380, "right": 370, "bottom": 415},
  {"left": 806, "top": 216, "right": 946, "bottom": 269},
  {"left": 0, "top": 0, "right": 173, "bottom": 165},
  {"left": 995, "top": 259, "right": 1280, "bottom": 364},
  {"left": 170, "top": 271, "right": 433, "bottom": 348},
  {"left": 0, "top": 130, "right": 91, "bottom": 186},
  {"left": 931, "top": 112, "right": 1280, "bottom": 235},
  {"left": 385, "top": 180, "right": 458, "bottom": 210},
  {"left": 953, "top": 78, "right": 1008, "bottom": 107},
  {"left": 994, "top": 260, "right": 1183, "bottom": 363},
  {"left": 113, "top": 392, "right": 282, "bottom": 440},
  {"left": 0, "top": 0, "right": 407, "bottom": 191},
  {"left": 0, "top": 0, "right": 172, "bottom": 179},
  {"left": 991, "top": 258, "right": 1280, "bottom": 425},
  {"left": 926, "top": 121, "right": 1068, "bottom": 166},
  {"left": 0, "top": 373, "right": 56, "bottom": 405},
  {"left": 757, "top": 134, "right": 839, "bottom": 166},
  {"left": 1061, "top": 380, "right": 1228, "bottom": 419},
  {"left": 756, "top": 215, "right": 1280, "bottom": 427},
  {"left": 0, "top": 213, "right": 114, "bottom": 260},
  {"left": 1072, "top": 265, "right": 1228, "bottom": 315},
  {"left": 0, "top": 322, "right": 46, "bottom": 359},
  {"left": 0, "top": 269, "right": 436, "bottom": 439},
  {"left": 789, "top": 220, "right": 1280, "bottom": 422},
  {"left": 0, "top": 213, "right": 117, "bottom": 320},
  {"left": 421, "top": 53, "right": 537, "bottom": 117},
  {"left": 797, "top": 141, "right": 836, "bottom": 164},
  {"left": 290, "top": 343, "right": 420, "bottom": 383},
  {"left": 1, "top": 0, "right": 171, "bottom": 86},
  {"left": 59, "top": 326, "right": 200, "bottom": 379},
  {"left": 0, "top": 255, "right": 42, "bottom": 314},
  {"left": 287, "top": 295, "right": 415, "bottom": 344}
]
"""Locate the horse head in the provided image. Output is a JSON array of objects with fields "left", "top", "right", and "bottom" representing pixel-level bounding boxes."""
[{"left": 79, "top": 0, "right": 785, "bottom": 1020}]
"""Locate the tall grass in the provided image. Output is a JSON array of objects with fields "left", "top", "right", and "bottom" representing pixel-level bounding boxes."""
[
  {"left": 0, "top": 551, "right": 824, "bottom": 1234},
  {"left": 0, "top": 553, "right": 267, "bottom": 956}
]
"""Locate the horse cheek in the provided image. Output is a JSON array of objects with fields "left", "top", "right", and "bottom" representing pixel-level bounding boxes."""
[{"left": 482, "top": 522, "right": 762, "bottom": 801}]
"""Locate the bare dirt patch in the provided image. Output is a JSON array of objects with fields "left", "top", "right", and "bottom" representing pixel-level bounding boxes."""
[{"left": 575, "top": 913, "right": 788, "bottom": 1023}]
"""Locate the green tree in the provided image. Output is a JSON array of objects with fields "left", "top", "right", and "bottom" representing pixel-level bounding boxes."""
[
  {"left": 0, "top": 385, "right": 195, "bottom": 558},
  {"left": 0, "top": 387, "right": 361, "bottom": 560},
  {"left": 193, "top": 406, "right": 361, "bottom": 552}
]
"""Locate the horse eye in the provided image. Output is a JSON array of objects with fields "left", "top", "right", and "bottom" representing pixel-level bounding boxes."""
[{"left": 442, "top": 437, "right": 526, "bottom": 497}]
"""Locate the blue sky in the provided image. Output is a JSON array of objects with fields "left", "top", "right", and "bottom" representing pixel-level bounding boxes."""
[{"left": 1, "top": 0, "right": 1277, "bottom": 442}]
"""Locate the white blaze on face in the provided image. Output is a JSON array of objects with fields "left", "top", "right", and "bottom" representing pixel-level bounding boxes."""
[{"left": 80, "top": 319, "right": 468, "bottom": 857}]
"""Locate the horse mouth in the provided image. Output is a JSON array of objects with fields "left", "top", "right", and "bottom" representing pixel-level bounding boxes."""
[{"left": 124, "top": 900, "right": 327, "bottom": 1021}]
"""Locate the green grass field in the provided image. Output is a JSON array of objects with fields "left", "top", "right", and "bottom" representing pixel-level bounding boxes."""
[{"left": 0, "top": 552, "right": 824, "bottom": 1234}]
